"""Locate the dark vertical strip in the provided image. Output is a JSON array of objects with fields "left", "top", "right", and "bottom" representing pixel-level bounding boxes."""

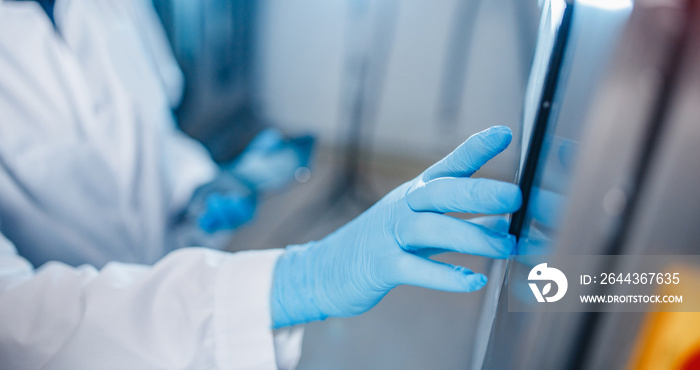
[{"left": 508, "top": 2, "right": 575, "bottom": 239}]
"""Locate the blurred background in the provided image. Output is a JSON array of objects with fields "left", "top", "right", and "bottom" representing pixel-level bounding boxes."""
[{"left": 150, "top": 0, "right": 539, "bottom": 368}]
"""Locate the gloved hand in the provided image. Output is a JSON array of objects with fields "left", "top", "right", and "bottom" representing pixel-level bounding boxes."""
[
  {"left": 271, "top": 126, "right": 522, "bottom": 328},
  {"left": 192, "top": 128, "right": 314, "bottom": 234},
  {"left": 197, "top": 192, "right": 256, "bottom": 233},
  {"left": 225, "top": 128, "right": 315, "bottom": 192}
]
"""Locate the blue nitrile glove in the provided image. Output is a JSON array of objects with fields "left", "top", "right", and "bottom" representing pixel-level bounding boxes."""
[
  {"left": 198, "top": 192, "right": 256, "bottom": 234},
  {"left": 271, "top": 126, "right": 522, "bottom": 328},
  {"left": 192, "top": 129, "right": 314, "bottom": 234}
]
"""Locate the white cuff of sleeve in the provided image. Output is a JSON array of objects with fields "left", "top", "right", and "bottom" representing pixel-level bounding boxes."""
[
  {"left": 274, "top": 326, "right": 304, "bottom": 370},
  {"left": 214, "top": 249, "right": 303, "bottom": 370}
]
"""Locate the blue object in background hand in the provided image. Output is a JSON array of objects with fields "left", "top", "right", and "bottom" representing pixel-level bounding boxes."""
[
  {"left": 271, "top": 126, "right": 522, "bottom": 328},
  {"left": 194, "top": 128, "right": 315, "bottom": 234},
  {"left": 198, "top": 193, "right": 256, "bottom": 234},
  {"left": 226, "top": 128, "right": 315, "bottom": 192}
]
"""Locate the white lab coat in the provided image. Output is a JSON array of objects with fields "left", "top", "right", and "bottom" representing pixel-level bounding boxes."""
[{"left": 0, "top": 0, "right": 302, "bottom": 368}]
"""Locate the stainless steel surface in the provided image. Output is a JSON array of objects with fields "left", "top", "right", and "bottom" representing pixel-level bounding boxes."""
[
  {"left": 553, "top": 0, "right": 686, "bottom": 258},
  {"left": 582, "top": 1, "right": 700, "bottom": 368},
  {"left": 479, "top": 0, "right": 694, "bottom": 368},
  {"left": 547, "top": 2, "right": 689, "bottom": 367}
]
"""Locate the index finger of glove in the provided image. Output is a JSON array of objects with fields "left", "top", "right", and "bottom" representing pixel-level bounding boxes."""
[{"left": 422, "top": 126, "right": 512, "bottom": 182}]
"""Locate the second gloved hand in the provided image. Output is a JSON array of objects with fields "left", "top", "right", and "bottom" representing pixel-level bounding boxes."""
[
  {"left": 271, "top": 126, "right": 522, "bottom": 328},
  {"left": 198, "top": 192, "right": 256, "bottom": 233}
]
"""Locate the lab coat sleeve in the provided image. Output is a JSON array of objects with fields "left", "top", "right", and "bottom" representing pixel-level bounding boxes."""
[
  {"left": 162, "top": 125, "right": 220, "bottom": 216},
  {"left": 0, "top": 233, "right": 303, "bottom": 370},
  {"left": 124, "top": 0, "right": 222, "bottom": 214}
]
